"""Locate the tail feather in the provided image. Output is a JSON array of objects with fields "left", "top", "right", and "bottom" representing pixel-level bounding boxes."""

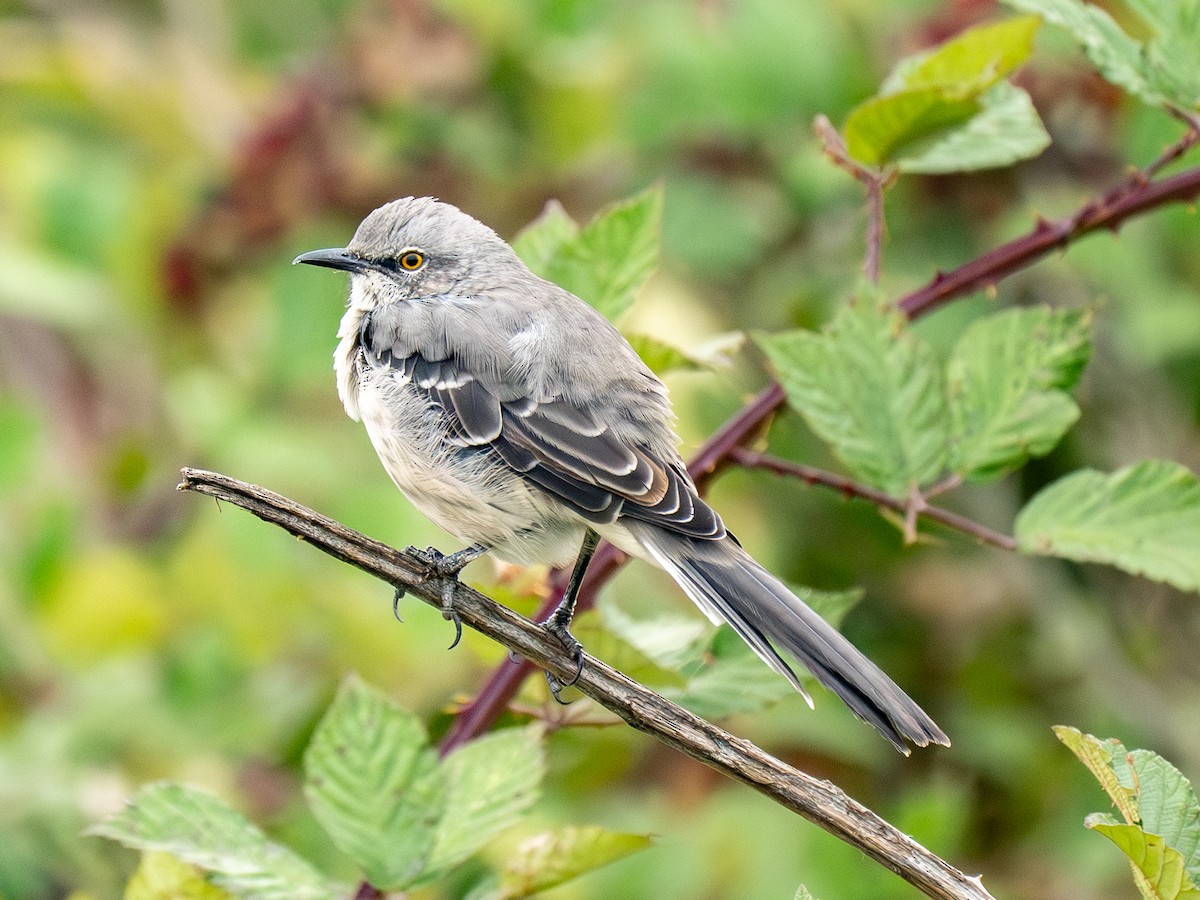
[{"left": 635, "top": 529, "right": 949, "bottom": 754}]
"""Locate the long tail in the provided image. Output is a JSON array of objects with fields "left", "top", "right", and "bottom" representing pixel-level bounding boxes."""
[{"left": 633, "top": 528, "right": 949, "bottom": 754}]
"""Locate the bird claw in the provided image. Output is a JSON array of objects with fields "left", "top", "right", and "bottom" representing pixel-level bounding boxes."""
[
  {"left": 404, "top": 544, "right": 488, "bottom": 650},
  {"left": 391, "top": 587, "right": 405, "bottom": 622},
  {"left": 444, "top": 607, "right": 463, "bottom": 650},
  {"left": 541, "top": 614, "right": 585, "bottom": 703},
  {"left": 438, "top": 580, "right": 463, "bottom": 650}
]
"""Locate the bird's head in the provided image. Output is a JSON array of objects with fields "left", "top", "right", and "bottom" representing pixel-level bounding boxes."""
[{"left": 294, "top": 196, "right": 521, "bottom": 305}]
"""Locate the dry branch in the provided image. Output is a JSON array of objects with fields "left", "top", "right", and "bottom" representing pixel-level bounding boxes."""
[{"left": 178, "top": 467, "right": 994, "bottom": 900}]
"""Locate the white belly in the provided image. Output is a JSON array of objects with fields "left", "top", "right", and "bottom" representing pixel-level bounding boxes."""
[{"left": 354, "top": 368, "right": 585, "bottom": 567}]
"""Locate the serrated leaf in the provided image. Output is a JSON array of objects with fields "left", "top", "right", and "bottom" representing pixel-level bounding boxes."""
[
  {"left": 421, "top": 726, "right": 546, "bottom": 880},
  {"left": 1129, "top": 0, "right": 1200, "bottom": 109},
  {"left": 499, "top": 827, "right": 652, "bottom": 898},
  {"left": 847, "top": 15, "right": 1041, "bottom": 165},
  {"left": 525, "top": 188, "right": 663, "bottom": 322},
  {"left": 947, "top": 306, "right": 1091, "bottom": 480},
  {"left": 1016, "top": 460, "right": 1200, "bottom": 591},
  {"left": 1054, "top": 726, "right": 1140, "bottom": 823},
  {"left": 894, "top": 82, "right": 1050, "bottom": 174},
  {"left": 87, "top": 783, "right": 340, "bottom": 900},
  {"left": 1131, "top": 749, "right": 1200, "bottom": 883},
  {"left": 512, "top": 200, "right": 579, "bottom": 274},
  {"left": 1005, "top": 0, "right": 1200, "bottom": 108},
  {"left": 126, "top": 852, "right": 232, "bottom": 900},
  {"left": 303, "top": 675, "right": 444, "bottom": 890},
  {"left": 757, "top": 301, "right": 948, "bottom": 494},
  {"left": 1086, "top": 817, "right": 1200, "bottom": 900}
]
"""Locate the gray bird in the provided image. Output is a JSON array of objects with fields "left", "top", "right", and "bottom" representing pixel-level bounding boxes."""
[{"left": 295, "top": 196, "right": 949, "bottom": 754}]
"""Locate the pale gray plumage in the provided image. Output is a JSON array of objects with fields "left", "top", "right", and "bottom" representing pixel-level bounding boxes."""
[{"left": 295, "top": 196, "right": 949, "bottom": 754}]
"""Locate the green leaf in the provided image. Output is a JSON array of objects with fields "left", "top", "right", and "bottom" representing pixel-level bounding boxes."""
[
  {"left": 87, "top": 783, "right": 341, "bottom": 900},
  {"left": 947, "top": 306, "right": 1091, "bottom": 480},
  {"left": 626, "top": 330, "right": 744, "bottom": 375},
  {"left": 1130, "top": 0, "right": 1200, "bottom": 109},
  {"left": 125, "top": 852, "right": 232, "bottom": 900},
  {"left": 1131, "top": 749, "right": 1200, "bottom": 883},
  {"left": 303, "top": 675, "right": 444, "bottom": 890},
  {"left": 421, "top": 726, "right": 546, "bottom": 880},
  {"left": 516, "top": 187, "right": 663, "bottom": 322},
  {"left": 1005, "top": 0, "right": 1200, "bottom": 108},
  {"left": 665, "top": 632, "right": 796, "bottom": 719},
  {"left": 845, "top": 15, "right": 1041, "bottom": 165},
  {"left": 757, "top": 300, "right": 948, "bottom": 494},
  {"left": 498, "top": 826, "right": 652, "bottom": 898},
  {"left": 512, "top": 200, "right": 579, "bottom": 274},
  {"left": 894, "top": 82, "right": 1051, "bottom": 174},
  {"left": 1054, "top": 726, "right": 1140, "bottom": 823},
  {"left": 601, "top": 603, "right": 713, "bottom": 671},
  {"left": 899, "top": 15, "right": 1042, "bottom": 92},
  {"left": 462, "top": 876, "right": 504, "bottom": 900},
  {"left": 1086, "top": 817, "right": 1200, "bottom": 900},
  {"left": 794, "top": 888, "right": 819, "bottom": 900},
  {"left": 1016, "top": 460, "right": 1200, "bottom": 591},
  {"left": 1058, "top": 727, "right": 1200, "bottom": 895},
  {"left": 604, "top": 588, "right": 860, "bottom": 716},
  {"left": 845, "top": 89, "right": 979, "bottom": 166},
  {"left": 1004, "top": 0, "right": 1152, "bottom": 99},
  {"left": 801, "top": 585, "right": 864, "bottom": 631}
]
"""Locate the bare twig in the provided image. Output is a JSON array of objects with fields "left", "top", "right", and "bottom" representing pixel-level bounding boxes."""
[
  {"left": 814, "top": 114, "right": 895, "bottom": 283},
  {"left": 864, "top": 174, "right": 888, "bottom": 284},
  {"left": 897, "top": 162, "right": 1200, "bottom": 320},
  {"left": 729, "top": 448, "right": 1018, "bottom": 551},
  {"left": 1147, "top": 108, "right": 1200, "bottom": 179},
  {"left": 178, "top": 467, "right": 994, "bottom": 900}
]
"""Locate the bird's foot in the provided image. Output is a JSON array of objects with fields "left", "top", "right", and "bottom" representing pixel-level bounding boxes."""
[
  {"left": 541, "top": 609, "right": 585, "bottom": 704},
  {"left": 408, "top": 543, "right": 489, "bottom": 578},
  {"left": 406, "top": 544, "right": 489, "bottom": 650}
]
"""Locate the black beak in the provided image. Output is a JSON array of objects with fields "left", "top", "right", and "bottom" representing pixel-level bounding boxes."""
[{"left": 292, "top": 247, "right": 369, "bottom": 273}]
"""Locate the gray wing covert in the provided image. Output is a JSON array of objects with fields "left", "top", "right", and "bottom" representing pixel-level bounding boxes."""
[{"left": 359, "top": 308, "right": 724, "bottom": 539}]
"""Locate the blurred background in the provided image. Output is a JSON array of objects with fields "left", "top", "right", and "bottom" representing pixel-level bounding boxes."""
[{"left": 2, "top": 0, "right": 1199, "bottom": 897}]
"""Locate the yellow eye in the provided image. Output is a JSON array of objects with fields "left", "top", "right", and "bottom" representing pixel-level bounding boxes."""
[{"left": 399, "top": 250, "right": 425, "bottom": 271}]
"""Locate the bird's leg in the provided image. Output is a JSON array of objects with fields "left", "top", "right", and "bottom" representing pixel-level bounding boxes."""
[
  {"left": 542, "top": 529, "right": 600, "bottom": 701},
  {"left": 406, "top": 543, "right": 490, "bottom": 649}
]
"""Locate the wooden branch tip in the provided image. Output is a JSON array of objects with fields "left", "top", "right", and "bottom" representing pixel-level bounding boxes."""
[{"left": 178, "top": 467, "right": 995, "bottom": 900}]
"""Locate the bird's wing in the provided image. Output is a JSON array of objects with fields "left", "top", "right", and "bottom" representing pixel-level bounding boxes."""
[{"left": 362, "top": 326, "right": 723, "bottom": 539}]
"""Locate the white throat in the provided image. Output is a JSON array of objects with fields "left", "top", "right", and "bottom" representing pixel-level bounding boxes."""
[{"left": 333, "top": 277, "right": 376, "bottom": 422}]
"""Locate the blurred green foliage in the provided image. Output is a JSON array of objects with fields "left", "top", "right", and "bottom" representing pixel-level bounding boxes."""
[{"left": 2, "top": 0, "right": 1200, "bottom": 898}]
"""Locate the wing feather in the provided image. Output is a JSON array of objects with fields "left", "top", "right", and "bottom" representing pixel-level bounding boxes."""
[{"left": 364, "top": 331, "right": 723, "bottom": 539}]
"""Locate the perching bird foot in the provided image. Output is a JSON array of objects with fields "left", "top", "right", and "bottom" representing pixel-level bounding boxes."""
[
  {"left": 407, "top": 544, "right": 489, "bottom": 649},
  {"left": 541, "top": 608, "right": 585, "bottom": 703}
]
